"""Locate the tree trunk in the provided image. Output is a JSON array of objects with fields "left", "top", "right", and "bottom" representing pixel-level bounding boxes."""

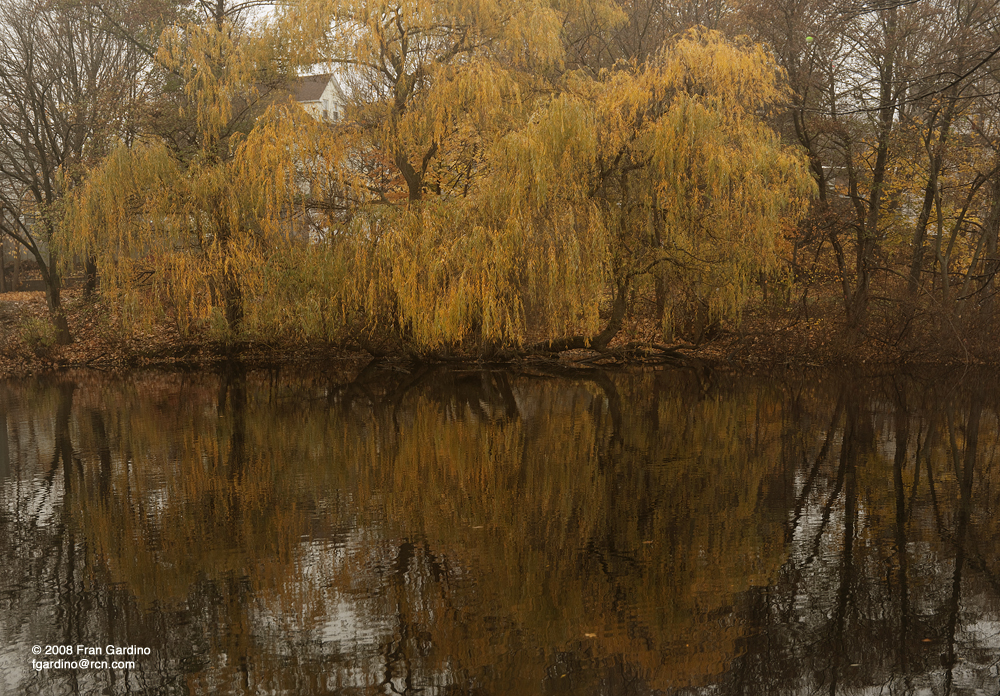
[
  {"left": 223, "top": 272, "right": 244, "bottom": 335},
  {"left": 212, "top": 217, "right": 244, "bottom": 337},
  {"left": 654, "top": 274, "right": 667, "bottom": 340},
  {"left": 84, "top": 257, "right": 98, "bottom": 297},
  {"left": 44, "top": 276, "right": 71, "bottom": 345},
  {"left": 908, "top": 99, "right": 956, "bottom": 296},
  {"left": 978, "top": 169, "right": 1000, "bottom": 316},
  {"left": 30, "top": 245, "right": 72, "bottom": 345},
  {"left": 530, "top": 277, "right": 630, "bottom": 352},
  {"left": 839, "top": 7, "right": 897, "bottom": 330},
  {"left": 397, "top": 153, "right": 423, "bottom": 202}
]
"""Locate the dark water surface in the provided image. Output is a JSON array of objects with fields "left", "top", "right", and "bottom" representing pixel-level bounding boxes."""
[{"left": 2, "top": 364, "right": 1000, "bottom": 695}]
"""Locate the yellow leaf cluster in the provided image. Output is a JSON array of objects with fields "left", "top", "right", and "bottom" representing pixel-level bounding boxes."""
[{"left": 61, "top": 3, "right": 812, "bottom": 351}]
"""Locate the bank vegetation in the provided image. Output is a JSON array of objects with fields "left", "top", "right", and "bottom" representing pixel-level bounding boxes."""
[{"left": 2, "top": 0, "right": 1000, "bottom": 369}]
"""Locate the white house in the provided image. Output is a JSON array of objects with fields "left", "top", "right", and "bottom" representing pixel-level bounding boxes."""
[{"left": 294, "top": 73, "right": 347, "bottom": 122}]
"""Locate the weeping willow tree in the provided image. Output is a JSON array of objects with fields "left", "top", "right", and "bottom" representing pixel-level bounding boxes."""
[
  {"left": 275, "top": 18, "right": 814, "bottom": 352},
  {"left": 59, "top": 0, "right": 302, "bottom": 340},
  {"left": 272, "top": 0, "right": 814, "bottom": 353},
  {"left": 63, "top": 0, "right": 812, "bottom": 355},
  {"left": 499, "top": 32, "right": 816, "bottom": 348}
]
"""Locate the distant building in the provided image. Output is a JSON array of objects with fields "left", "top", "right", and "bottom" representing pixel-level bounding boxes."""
[{"left": 294, "top": 73, "right": 346, "bottom": 122}]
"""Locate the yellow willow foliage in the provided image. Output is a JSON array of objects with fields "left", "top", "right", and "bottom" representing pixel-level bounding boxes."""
[
  {"left": 295, "top": 29, "right": 810, "bottom": 349},
  {"left": 274, "top": 0, "right": 584, "bottom": 203},
  {"left": 486, "top": 29, "right": 814, "bottom": 334},
  {"left": 301, "top": 198, "right": 608, "bottom": 349},
  {"left": 61, "top": 100, "right": 355, "bottom": 340},
  {"left": 389, "top": 208, "right": 528, "bottom": 346},
  {"left": 234, "top": 73, "right": 589, "bottom": 349},
  {"left": 408, "top": 58, "right": 529, "bottom": 152},
  {"left": 62, "top": 144, "right": 205, "bottom": 335},
  {"left": 233, "top": 105, "right": 344, "bottom": 216},
  {"left": 157, "top": 18, "right": 281, "bottom": 148},
  {"left": 280, "top": 0, "right": 568, "bottom": 72},
  {"left": 62, "top": 9, "right": 809, "bottom": 351},
  {"left": 57, "top": 5, "right": 327, "bottom": 340}
]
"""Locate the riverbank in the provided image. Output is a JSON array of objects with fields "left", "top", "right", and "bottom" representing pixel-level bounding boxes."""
[
  {"left": 0, "top": 288, "right": 991, "bottom": 378},
  {"left": 0, "top": 289, "right": 369, "bottom": 378}
]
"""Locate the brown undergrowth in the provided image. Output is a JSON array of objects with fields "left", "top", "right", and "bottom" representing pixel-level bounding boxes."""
[
  {"left": 0, "top": 289, "right": 368, "bottom": 378},
  {"left": 1, "top": 287, "right": 997, "bottom": 379}
]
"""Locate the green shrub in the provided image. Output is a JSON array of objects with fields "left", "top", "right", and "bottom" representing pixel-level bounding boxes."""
[{"left": 20, "top": 316, "right": 57, "bottom": 357}]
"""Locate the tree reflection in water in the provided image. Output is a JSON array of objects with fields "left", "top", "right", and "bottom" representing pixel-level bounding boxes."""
[{"left": 2, "top": 366, "right": 1000, "bottom": 694}]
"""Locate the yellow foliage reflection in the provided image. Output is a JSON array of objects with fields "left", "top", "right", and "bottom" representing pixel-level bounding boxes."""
[{"left": 10, "top": 369, "right": 1000, "bottom": 694}]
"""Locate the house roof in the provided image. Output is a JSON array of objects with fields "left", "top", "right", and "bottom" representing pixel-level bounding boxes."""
[{"left": 294, "top": 73, "right": 345, "bottom": 103}]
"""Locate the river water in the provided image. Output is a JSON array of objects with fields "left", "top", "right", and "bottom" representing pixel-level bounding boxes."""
[{"left": 1, "top": 364, "right": 999, "bottom": 695}]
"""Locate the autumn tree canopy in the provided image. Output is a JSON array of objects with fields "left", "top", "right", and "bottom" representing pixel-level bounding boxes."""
[
  {"left": 5, "top": 0, "right": 1000, "bottom": 360},
  {"left": 62, "top": 0, "right": 303, "bottom": 338},
  {"left": 57, "top": 0, "right": 812, "bottom": 356},
  {"left": 0, "top": 0, "right": 152, "bottom": 344},
  {"left": 741, "top": 0, "right": 1000, "bottom": 340}
]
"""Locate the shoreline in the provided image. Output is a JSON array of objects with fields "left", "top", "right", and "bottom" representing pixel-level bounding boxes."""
[{"left": 1, "top": 289, "right": 993, "bottom": 379}]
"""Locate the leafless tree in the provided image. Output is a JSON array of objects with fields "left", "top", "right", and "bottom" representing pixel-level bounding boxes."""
[{"left": 0, "top": 0, "right": 150, "bottom": 342}]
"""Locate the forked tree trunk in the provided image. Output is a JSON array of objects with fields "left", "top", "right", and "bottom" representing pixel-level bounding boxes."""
[{"left": 908, "top": 99, "right": 956, "bottom": 296}]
